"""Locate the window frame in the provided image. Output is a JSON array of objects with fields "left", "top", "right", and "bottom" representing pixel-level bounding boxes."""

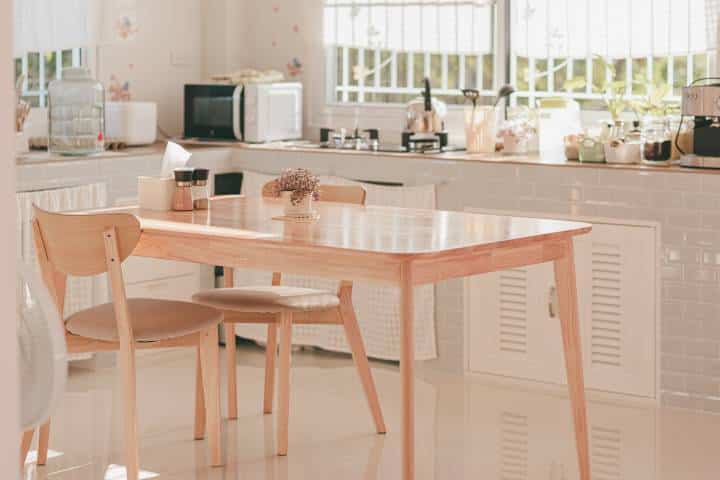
[
  {"left": 15, "top": 47, "right": 85, "bottom": 108},
  {"left": 322, "top": 0, "right": 717, "bottom": 116}
]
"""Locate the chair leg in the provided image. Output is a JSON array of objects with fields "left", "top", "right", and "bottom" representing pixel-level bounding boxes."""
[
  {"left": 118, "top": 343, "right": 140, "bottom": 480},
  {"left": 338, "top": 303, "right": 387, "bottom": 434},
  {"left": 194, "top": 347, "right": 206, "bottom": 440},
  {"left": 20, "top": 429, "right": 33, "bottom": 471},
  {"left": 276, "top": 312, "right": 293, "bottom": 456},
  {"left": 225, "top": 322, "right": 238, "bottom": 419},
  {"left": 200, "top": 326, "right": 223, "bottom": 467},
  {"left": 263, "top": 323, "right": 278, "bottom": 414},
  {"left": 37, "top": 420, "right": 51, "bottom": 465}
]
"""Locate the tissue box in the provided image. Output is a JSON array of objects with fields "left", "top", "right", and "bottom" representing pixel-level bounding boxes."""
[{"left": 138, "top": 176, "right": 175, "bottom": 210}]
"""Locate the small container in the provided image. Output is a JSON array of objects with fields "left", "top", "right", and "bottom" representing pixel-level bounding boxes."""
[
  {"left": 642, "top": 116, "right": 672, "bottom": 166},
  {"left": 138, "top": 176, "right": 175, "bottom": 210},
  {"left": 192, "top": 168, "right": 210, "bottom": 210},
  {"left": 465, "top": 105, "right": 498, "bottom": 153},
  {"left": 578, "top": 136, "right": 606, "bottom": 163},
  {"left": 563, "top": 134, "right": 581, "bottom": 161},
  {"left": 172, "top": 168, "right": 194, "bottom": 211}
]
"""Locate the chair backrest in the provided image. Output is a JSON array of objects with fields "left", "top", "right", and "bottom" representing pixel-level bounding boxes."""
[
  {"left": 33, "top": 206, "right": 140, "bottom": 343},
  {"left": 249, "top": 181, "right": 366, "bottom": 293},
  {"left": 32, "top": 206, "right": 141, "bottom": 277},
  {"left": 262, "top": 180, "right": 367, "bottom": 206}
]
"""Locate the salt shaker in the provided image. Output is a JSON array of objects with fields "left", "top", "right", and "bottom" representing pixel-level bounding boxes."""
[
  {"left": 192, "top": 168, "right": 210, "bottom": 210},
  {"left": 172, "top": 168, "right": 194, "bottom": 211}
]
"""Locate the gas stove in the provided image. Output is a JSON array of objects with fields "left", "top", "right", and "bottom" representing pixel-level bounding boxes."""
[{"left": 317, "top": 128, "right": 463, "bottom": 154}]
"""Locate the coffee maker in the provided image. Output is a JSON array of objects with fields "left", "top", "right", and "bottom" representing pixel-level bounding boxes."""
[{"left": 679, "top": 85, "right": 720, "bottom": 168}]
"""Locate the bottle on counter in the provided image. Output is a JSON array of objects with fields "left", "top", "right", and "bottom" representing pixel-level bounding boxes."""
[
  {"left": 172, "top": 168, "right": 195, "bottom": 211},
  {"left": 192, "top": 168, "right": 210, "bottom": 210},
  {"left": 641, "top": 116, "right": 672, "bottom": 166}
]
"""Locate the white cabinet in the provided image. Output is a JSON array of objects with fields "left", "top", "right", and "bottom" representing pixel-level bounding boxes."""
[{"left": 467, "top": 218, "right": 657, "bottom": 399}]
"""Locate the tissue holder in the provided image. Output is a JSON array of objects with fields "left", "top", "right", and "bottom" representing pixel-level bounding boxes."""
[{"left": 138, "top": 176, "right": 175, "bottom": 210}]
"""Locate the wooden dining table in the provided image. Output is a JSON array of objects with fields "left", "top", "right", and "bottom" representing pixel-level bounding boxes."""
[{"left": 105, "top": 195, "right": 592, "bottom": 480}]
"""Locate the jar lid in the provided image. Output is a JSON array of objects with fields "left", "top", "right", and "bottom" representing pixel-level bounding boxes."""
[
  {"left": 192, "top": 168, "right": 209, "bottom": 181},
  {"left": 174, "top": 168, "right": 194, "bottom": 182}
]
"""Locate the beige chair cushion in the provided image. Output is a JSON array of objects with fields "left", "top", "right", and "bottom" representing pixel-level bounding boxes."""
[
  {"left": 192, "top": 286, "right": 340, "bottom": 313},
  {"left": 65, "top": 298, "right": 223, "bottom": 342}
]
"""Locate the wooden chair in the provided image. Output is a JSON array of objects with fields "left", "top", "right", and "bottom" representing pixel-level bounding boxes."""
[
  {"left": 23, "top": 206, "right": 224, "bottom": 480},
  {"left": 193, "top": 183, "right": 386, "bottom": 456}
]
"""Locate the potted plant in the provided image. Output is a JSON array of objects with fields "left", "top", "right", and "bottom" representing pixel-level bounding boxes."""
[{"left": 272, "top": 168, "right": 320, "bottom": 217}]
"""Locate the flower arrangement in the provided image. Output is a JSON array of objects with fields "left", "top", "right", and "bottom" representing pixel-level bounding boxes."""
[{"left": 274, "top": 168, "right": 319, "bottom": 205}]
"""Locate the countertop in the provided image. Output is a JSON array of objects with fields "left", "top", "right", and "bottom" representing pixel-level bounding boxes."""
[
  {"left": 17, "top": 138, "right": 719, "bottom": 175},
  {"left": 236, "top": 140, "right": 715, "bottom": 175}
]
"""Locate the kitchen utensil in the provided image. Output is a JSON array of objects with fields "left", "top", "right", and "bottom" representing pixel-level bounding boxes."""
[
  {"left": 494, "top": 84, "right": 515, "bottom": 106},
  {"left": 404, "top": 77, "right": 447, "bottom": 133}
]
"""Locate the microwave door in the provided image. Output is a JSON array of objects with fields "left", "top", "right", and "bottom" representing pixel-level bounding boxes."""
[{"left": 184, "top": 84, "right": 242, "bottom": 140}]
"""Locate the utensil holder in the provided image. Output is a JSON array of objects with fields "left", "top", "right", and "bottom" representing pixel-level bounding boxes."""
[
  {"left": 465, "top": 106, "right": 498, "bottom": 153},
  {"left": 138, "top": 176, "right": 175, "bottom": 211}
]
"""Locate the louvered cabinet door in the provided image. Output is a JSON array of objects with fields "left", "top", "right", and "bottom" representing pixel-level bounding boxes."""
[
  {"left": 574, "top": 223, "right": 656, "bottom": 398},
  {"left": 467, "top": 220, "right": 656, "bottom": 398},
  {"left": 467, "top": 263, "right": 565, "bottom": 385}
]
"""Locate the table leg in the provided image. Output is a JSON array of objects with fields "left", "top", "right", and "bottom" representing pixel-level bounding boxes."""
[
  {"left": 399, "top": 263, "right": 415, "bottom": 480},
  {"left": 553, "top": 239, "right": 591, "bottom": 480}
]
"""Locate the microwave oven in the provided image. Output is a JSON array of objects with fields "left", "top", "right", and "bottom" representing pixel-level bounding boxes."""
[{"left": 183, "top": 82, "right": 302, "bottom": 142}]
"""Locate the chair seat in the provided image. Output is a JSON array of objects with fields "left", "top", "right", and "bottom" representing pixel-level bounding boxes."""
[
  {"left": 192, "top": 285, "right": 340, "bottom": 313},
  {"left": 65, "top": 298, "right": 223, "bottom": 342}
]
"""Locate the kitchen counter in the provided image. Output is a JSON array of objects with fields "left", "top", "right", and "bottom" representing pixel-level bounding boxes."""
[
  {"left": 178, "top": 138, "right": 720, "bottom": 175},
  {"left": 15, "top": 141, "right": 224, "bottom": 165}
]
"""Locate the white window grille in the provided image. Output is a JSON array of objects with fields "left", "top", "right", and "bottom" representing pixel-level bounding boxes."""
[
  {"left": 511, "top": 0, "right": 717, "bottom": 108},
  {"left": 14, "top": 48, "right": 83, "bottom": 108},
  {"left": 324, "top": 0, "right": 498, "bottom": 105},
  {"left": 325, "top": 0, "right": 719, "bottom": 109}
]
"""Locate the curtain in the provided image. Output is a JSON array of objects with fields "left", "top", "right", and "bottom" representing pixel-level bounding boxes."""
[
  {"left": 13, "top": 0, "right": 98, "bottom": 56},
  {"left": 324, "top": 0, "right": 496, "bottom": 54},
  {"left": 512, "top": 0, "right": 714, "bottom": 59}
]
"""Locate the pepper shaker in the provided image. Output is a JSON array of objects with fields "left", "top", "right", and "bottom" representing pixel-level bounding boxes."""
[
  {"left": 172, "top": 168, "right": 194, "bottom": 211},
  {"left": 192, "top": 168, "right": 210, "bottom": 210}
]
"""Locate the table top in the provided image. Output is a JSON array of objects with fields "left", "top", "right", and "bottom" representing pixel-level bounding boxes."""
[{"left": 107, "top": 196, "right": 590, "bottom": 258}]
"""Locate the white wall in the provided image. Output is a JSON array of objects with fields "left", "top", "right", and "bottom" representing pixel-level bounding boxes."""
[
  {"left": 2, "top": 0, "right": 19, "bottom": 475},
  {"left": 96, "top": 0, "right": 207, "bottom": 136}
]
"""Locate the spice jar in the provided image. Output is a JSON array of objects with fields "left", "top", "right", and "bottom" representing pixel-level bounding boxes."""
[
  {"left": 172, "top": 168, "right": 194, "bottom": 211},
  {"left": 578, "top": 134, "right": 605, "bottom": 163},
  {"left": 192, "top": 168, "right": 210, "bottom": 210},
  {"left": 642, "top": 116, "right": 672, "bottom": 166}
]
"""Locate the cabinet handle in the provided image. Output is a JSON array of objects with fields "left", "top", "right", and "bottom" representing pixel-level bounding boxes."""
[{"left": 548, "top": 285, "right": 558, "bottom": 318}]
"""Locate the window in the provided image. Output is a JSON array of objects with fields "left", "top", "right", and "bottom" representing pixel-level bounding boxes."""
[
  {"left": 511, "top": 0, "right": 715, "bottom": 109},
  {"left": 324, "top": 0, "right": 718, "bottom": 110},
  {"left": 324, "top": 0, "right": 498, "bottom": 105},
  {"left": 14, "top": 48, "right": 83, "bottom": 107}
]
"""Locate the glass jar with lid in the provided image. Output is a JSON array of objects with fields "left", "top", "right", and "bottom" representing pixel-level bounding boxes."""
[
  {"left": 48, "top": 67, "right": 105, "bottom": 155},
  {"left": 641, "top": 115, "right": 672, "bottom": 166}
]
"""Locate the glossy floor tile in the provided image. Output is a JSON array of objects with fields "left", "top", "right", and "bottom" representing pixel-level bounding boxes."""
[{"left": 23, "top": 343, "right": 720, "bottom": 479}]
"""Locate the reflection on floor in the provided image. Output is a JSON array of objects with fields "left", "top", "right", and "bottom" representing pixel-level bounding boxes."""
[{"left": 23, "top": 342, "right": 720, "bottom": 479}]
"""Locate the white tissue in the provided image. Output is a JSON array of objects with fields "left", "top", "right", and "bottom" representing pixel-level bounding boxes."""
[{"left": 160, "top": 141, "right": 192, "bottom": 177}]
